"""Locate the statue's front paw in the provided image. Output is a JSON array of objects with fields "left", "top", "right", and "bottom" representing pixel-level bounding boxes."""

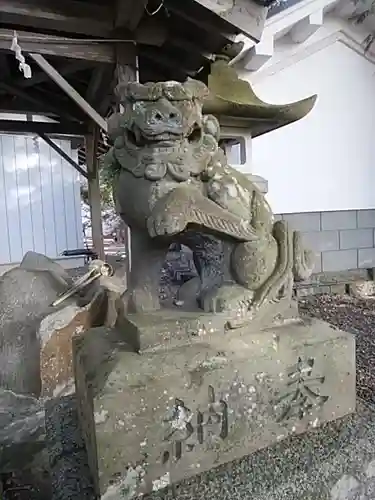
[
  {"left": 199, "top": 285, "right": 255, "bottom": 314},
  {"left": 147, "top": 212, "right": 187, "bottom": 238}
]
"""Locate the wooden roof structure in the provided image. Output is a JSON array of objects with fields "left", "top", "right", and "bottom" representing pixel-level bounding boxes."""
[
  {"left": 0, "top": 0, "right": 270, "bottom": 258},
  {"left": 0, "top": 0, "right": 269, "bottom": 132}
]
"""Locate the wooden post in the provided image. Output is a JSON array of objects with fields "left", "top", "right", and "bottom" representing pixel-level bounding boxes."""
[
  {"left": 86, "top": 124, "right": 105, "bottom": 260},
  {"left": 116, "top": 43, "right": 137, "bottom": 277}
]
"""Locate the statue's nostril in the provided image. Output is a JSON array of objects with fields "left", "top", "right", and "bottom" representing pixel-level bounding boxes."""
[
  {"left": 155, "top": 112, "right": 162, "bottom": 120},
  {"left": 169, "top": 112, "right": 178, "bottom": 120}
]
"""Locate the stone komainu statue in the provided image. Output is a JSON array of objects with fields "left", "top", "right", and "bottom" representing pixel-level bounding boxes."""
[{"left": 102, "top": 75, "right": 315, "bottom": 322}]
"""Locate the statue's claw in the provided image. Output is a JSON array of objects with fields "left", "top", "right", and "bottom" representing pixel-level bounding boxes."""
[
  {"left": 199, "top": 289, "right": 227, "bottom": 313},
  {"left": 147, "top": 212, "right": 187, "bottom": 238},
  {"left": 199, "top": 285, "right": 255, "bottom": 314}
]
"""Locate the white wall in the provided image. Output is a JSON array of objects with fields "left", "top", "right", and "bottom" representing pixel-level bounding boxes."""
[
  {"left": 248, "top": 39, "right": 375, "bottom": 214},
  {"left": 0, "top": 134, "right": 83, "bottom": 266}
]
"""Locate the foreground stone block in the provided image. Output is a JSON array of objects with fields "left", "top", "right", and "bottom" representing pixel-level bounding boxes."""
[
  {"left": 39, "top": 290, "right": 108, "bottom": 397},
  {"left": 118, "top": 297, "right": 300, "bottom": 353},
  {"left": 74, "top": 317, "right": 355, "bottom": 499},
  {"left": 0, "top": 267, "right": 67, "bottom": 396},
  {"left": 20, "top": 251, "right": 72, "bottom": 287},
  {"left": 0, "top": 389, "right": 45, "bottom": 472},
  {"left": 147, "top": 401, "right": 375, "bottom": 500}
]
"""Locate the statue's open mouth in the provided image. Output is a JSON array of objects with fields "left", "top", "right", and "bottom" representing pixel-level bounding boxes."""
[{"left": 125, "top": 123, "right": 202, "bottom": 149}]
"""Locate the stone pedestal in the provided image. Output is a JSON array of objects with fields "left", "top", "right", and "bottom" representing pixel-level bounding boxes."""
[{"left": 73, "top": 316, "right": 355, "bottom": 499}]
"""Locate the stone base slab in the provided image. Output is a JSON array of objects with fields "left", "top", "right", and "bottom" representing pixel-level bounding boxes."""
[
  {"left": 119, "top": 298, "right": 300, "bottom": 353},
  {"left": 73, "top": 317, "right": 356, "bottom": 499}
]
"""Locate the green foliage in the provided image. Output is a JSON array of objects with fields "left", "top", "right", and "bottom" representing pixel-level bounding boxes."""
[
  {"left": 80, "top": 147, "right": 121, "bottom": 209},
  {"left": 99, "top": 148, "right": 121, "bottom": 207}
]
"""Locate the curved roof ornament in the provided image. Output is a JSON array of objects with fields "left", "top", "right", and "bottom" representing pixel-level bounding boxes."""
[{"left": 202, "top": 55, "right": 317, "bottom": 137}]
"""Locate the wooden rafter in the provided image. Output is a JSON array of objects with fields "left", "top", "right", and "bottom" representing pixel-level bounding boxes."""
[
  {"left": 0, "top": 100, "right": 57, "bottom": 116},
  {"left": 115, "top": 0, "right": 148, "bottom": 31},
  {"left": 164, "top": 0, "right": 238, "bottom": 42},
  {"left": 139, "top": 46, "right": 195, "bottom": 79},
  {"left": 0, "top": 28, "right": 115, "bottom": 63},
  {"left": 13, "top": 61, "right": 93, "bottom": 90},
  {"left": 0, "top": 119, "right": 87, "bottom": 135},
  {"left": 170, "top": 37, "right": 214, "bottom": 63},
  {"left": 0, "top": 54, "right": 11, "bottom": 80},
  {"left": 86, "top": 67, "right": 109, "bottom": 105},
  {"left": 85, "top": 64, "right": 116, "bottom": 116},
  {"left": 0, "top": 80, "right": 83, "bottom": 123},
  {"left": 29, "top": 53, "right": 108, "bottom": 131},
  {"left": 0, "top": 0, "right": 114, "bottom": 36},
  {"left": 38, "top": 132, "right": 88, "bottom": 178}
]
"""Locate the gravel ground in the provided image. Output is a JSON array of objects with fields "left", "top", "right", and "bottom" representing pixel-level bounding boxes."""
[
  {"left": 299, "top": 293, "right": 375, "bottom": 405},
  {"left": 6, "top": 292, "right": 375, "bottom": 499}
]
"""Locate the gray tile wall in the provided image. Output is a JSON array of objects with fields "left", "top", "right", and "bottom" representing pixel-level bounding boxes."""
[{"left": 277, "top": 209, "right": 375, "bottom": 273}]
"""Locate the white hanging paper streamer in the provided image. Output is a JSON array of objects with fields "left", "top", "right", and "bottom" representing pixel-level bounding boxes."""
[{"left": 10, "top": 31, "right": 32, "bottom": 79}]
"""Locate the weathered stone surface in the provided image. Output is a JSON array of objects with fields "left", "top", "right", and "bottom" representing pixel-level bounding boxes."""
[
  {"left": 40, "top": 395, "right": 375, "bottom": 500},
  {"left": 39, "top": 289, "right": 108, "bottom": 397},
  {"left": 348, "top": 280, "right": 375, "bottom": 298},
  {"left": 104, "top": 65, "right": 315, "bottom": 319},
  {"left": 0, "top": 267, "right": 67, "bottom": 396},
  {"left": 146, "top": 401, "right": 375, "bottom": 500},
  {"left": 20, "top": 251, "right": 72, "bottom": 287},
  {"left": 117, "top": 298, "right": 300, "bottom": 353},
  {"left": 74, "top": 318, "right": 355, "bottom": 498},
  {"left": 45, "top": 395, "right": 96, "bottom": 500},
  {"left": 0, "top": 389, "right": 45, "bottom": 471}
]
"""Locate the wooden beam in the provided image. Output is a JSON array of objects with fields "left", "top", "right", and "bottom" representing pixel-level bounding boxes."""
[
  {"left": 0, "top": 101, "right": 57, "bottom": 116},
  {"left": 165, "top": 1, "right": 238, "bottom": 42},
  {"left": 29, "top": 53, "right": 108, "bottom": 131},
  {"left": 86, "top": 64, "right": 116, "bottom": 117},
  {"left": 86, "top": 66, "right": 108, "bottom": 105},
  {"left": 16, "top": 61, "right": 92, "bottom": 90},
  {"left": 0, "top": 0, "right": 157, "bottom": 40},
  {"left": 0, "top": 80, "right": 83, "bottom": 123},
  {"left": 0, "top": 28, "right": 114, "bottom": 63},
  {"left": 0, "top": 96, "right": 86, "bottom": 120},
  {"left": 115, "top": 0, "right": 147, "bottom": 31},
  {"left": 133, "top": 16, "right": 167, "bottom": 47},
  {"left": 0, "top": 54, "right": 11, "bottom": 80},
  {"left": 86, "top": 125, "right": 105, "bottom": 260},
  {"left": 38, "top": 133, "right": 88, "bottom": 178},
  {"left": 138, "top": 47, "right": 194, "bottom": 78},
  {"left": 116, "top": 44, "right": 137, "bottom": 81},
  {"left": 0, "top": 119, "right": 87, "bottom": 136},
  {"left": 191, "top": 0, "right": 268, "bottom": 42},
  {"left": 0, "top": 0, "right": 114, "bottom": 37},
  {"left": 112, "top": 16, "right": 167, "bottom": 47},
  {"left": 170, "top": 37, "right": 214, "bottom": 62}
]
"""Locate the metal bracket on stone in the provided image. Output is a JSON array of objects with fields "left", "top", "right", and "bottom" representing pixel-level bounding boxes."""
[{"left": 51, "top": 260, "right": 114, "bottom": 307}]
